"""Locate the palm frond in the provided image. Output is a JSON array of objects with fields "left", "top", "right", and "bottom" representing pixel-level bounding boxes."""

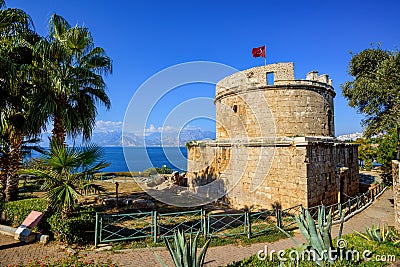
[{"left": 49, "top": 13, "right": 70, "bottom": 41}]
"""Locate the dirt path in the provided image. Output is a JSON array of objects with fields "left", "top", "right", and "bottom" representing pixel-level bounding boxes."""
[{"left": 0, "top": 189, "right": 395, "bottom": 267}]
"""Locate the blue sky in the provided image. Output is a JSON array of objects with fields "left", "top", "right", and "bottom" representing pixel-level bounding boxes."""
[{"left": 8, "top": 0, "right": 400, "bottom": 135}]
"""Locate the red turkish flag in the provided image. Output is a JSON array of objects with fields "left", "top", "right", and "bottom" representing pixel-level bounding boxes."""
[{"left": 252, "top": 45, "right": 266, "bottom": 58}]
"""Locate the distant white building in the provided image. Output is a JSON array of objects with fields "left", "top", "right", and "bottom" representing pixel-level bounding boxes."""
[{"left": 336, "top": 132, "right": 363, "bottom": 142}]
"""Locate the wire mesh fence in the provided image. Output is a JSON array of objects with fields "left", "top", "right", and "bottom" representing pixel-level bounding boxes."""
[
  {"left": 95, "top": 184, "right": 387, "bottom": 246},
  {"left": 97, "top": 211, "right": 153, "bottom": 244},
  {"left": 156, "top": 210, "right": 203, "bottom": 241},
  {"left": 207, "top": 213, "right": 248, "bottom": 237},
  {"left": 247, "top": 209, "right": 276, "bottom": 238}
]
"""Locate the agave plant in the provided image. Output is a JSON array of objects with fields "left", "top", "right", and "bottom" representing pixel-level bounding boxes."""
[
  {"left": 156, "top": 230, "right": 211, "bottom": 267},
  {"left": 356, "top": 224, "right": 392, "bottom": 244},
  {"left": 278, "top": 205, "right": 344, "bottom": 266}
]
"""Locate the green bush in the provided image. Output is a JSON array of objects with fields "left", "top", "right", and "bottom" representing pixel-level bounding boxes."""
[
  {"left": 364, "top": 159, "right": 373, "bottom": 171},
  {"left": 3, "top": 198, "right": 47, "bottom": 226},
  {"left": 7, "top": 254, "right": 118, "bottom": 267},
  {"left": 46, "top": 206, "right": 96, "bottom": 244},
  {"left": 155, "top": 166, "right": 173, "bottom": 174}
]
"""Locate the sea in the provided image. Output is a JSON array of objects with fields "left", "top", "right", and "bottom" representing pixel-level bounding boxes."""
[
  {"left": 28, "top": 147, "right": 188, "bottom": 173},
  {"left": 101, "top": 147, "right": 188, "bottom": 172}
]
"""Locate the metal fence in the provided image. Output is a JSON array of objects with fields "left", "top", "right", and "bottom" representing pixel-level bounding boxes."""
[
  {"left": 156, "top": 210, "right": 203, "bottom": 242},
  {"left": 207, "top": 213, "right": 247, "bottom": 237},
  {"left": 94, "top": 184, "right": 387, "bottom": 246}
]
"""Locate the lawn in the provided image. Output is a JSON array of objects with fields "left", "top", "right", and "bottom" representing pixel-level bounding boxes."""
[{"left": 226, "top": 232, "right": 400, "bottom": 266}]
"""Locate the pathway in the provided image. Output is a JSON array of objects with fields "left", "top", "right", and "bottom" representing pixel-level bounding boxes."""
[{"left": 0, "top": 189, "right": 395, "bottom": 267}]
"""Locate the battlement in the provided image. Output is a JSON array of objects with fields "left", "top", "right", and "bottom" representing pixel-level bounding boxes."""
[
  {"left": 216, "top": 63, "right": 333, "bottom": 97},
  {"left": 306, "top": 70, "right": 333, "bottom": 85}
]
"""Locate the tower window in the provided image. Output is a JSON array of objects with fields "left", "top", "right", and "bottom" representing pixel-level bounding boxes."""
[
  {"left": 233, "top": 105, "right": 238, "bottom": 113},
  {"left": 267, "top": 72, "right": 274, "bottom": 85}
]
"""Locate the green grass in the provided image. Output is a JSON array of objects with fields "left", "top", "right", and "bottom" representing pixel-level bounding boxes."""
[
  {"left": 7, "top": 254, "right": 118, "bottom": 267},
  {"left": 226, "top": 233, "right": 400, "bottom": 266},
  {"left": 106, "top": 229, "right": 291, "bottom": 251}
]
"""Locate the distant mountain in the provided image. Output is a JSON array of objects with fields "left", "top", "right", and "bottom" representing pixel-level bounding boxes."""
[{"left": 37, "top": 129, "right": 216, "bottom": 147}]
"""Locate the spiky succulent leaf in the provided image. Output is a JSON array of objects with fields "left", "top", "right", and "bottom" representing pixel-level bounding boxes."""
[
  {"left": 196, "top": 237, "right": 211, "bottom": 267},
  {"left": 294, "top": 215, "right": 311, "bottom": 244},
  {"left": 277, "top": 225, "right": 301, "bottom": 246},
  {"left": 305, "top": 209, "right": 324, "bottom": 255},
  {"left": 164, "top": 236, "right": 181, "bottom": 267},
  {"left": 318, "top": 206, "right": 326, "bottom": 235},
  {"left": 191, "top": 232, "right": 199, "bottom": 266}
]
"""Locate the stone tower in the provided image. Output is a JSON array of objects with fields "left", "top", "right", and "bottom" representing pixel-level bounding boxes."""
[{"left": 187, "top": 62, "right": 359, "bottom": 209}]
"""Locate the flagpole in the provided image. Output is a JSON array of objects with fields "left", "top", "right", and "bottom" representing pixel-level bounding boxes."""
[{"left": 264, "top": 44, "right": 266, "bottom": 66}]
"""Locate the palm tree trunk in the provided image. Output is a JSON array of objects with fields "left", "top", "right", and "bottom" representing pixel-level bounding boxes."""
[
  {"left": 52, "top": 96, "right": 67, "bottom": 145},
  {"left": 397, "top": 126, "right": 400, "bottom": 160},
  {"left": 52, "top": 114, "right": 66, "bottom": 145},
  {"left": 5, "top": 133, "right": 22, "bottom": 201},
  {"left": 0, "top": 151, "right": 10, "bottom": 201}
]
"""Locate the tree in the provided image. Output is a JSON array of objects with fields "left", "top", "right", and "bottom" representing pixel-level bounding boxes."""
[
  {"left": 354, "top": 138, "right": 377, "bottom": 171},
  {"left": 342, "top": 46, "right": 400, "bottom": 159},
  {"left": 33, "top": 14, "right": 112, "bottom": 145},
  {"left": 21, "top": 142, "right": 108, "bottom": 218},
  {"left": 376, "top": 129, "right": 397, "bottom": 175},
  {"left": 0, "top": 1, "right": 43, "bottom": 201}
]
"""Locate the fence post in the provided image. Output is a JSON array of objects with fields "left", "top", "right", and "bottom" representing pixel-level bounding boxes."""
[
  {"left": 153, "top": 210, "right": 158, "bottom": 243},
  {"left": 347, "top": 199, "right": 351, "bottom": 215},
  {"left": 202, "top": 209, "right": 207, "bottom": 236},
  {"left": 95, "top": 212, "right": 99, "bottom": 247},
  {"left": 247, "top": 212, "right": 251, "bottom": 239},
  {"left": 206, "top": 214, "right": 210, "bottom": 237},
  {"left": 356, "top": 196, "right": 360, "bottom": 210},
  {"left": 276, "top": 207, "right": 282, "bottom": 228}
]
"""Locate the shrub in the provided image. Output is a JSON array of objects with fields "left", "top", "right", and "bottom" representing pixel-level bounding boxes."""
[
  {"left": 155, "top": 166, "right": 173, "bottom": 174},
  {"left": 46, "top": 206, "right": 97, "bottom": 244},
  {"left": 3, "top": 198, "right": 47, "bottom": 226},
  {"left": 364, "top": 159, "right": 373, "bottom": 171},
  {"left": 7, "top": 254, "right": 118, "bottom": 267}
]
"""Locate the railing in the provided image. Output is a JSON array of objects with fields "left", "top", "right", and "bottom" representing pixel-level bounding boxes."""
[
  {"left": 207, "top": 213, "right": 247, "bottom": 237},
  {"left": 156, "top": 210, "right": 203, "bottom": 242},
  {"left": 94, "top": 184, "right": 387, "bottom": 246},
  {"left": 96, "top": 211, "right": 153, "bottom": 244},
  {"left": 247, "top": 209, "right": 276, "bottom": 238},
  {"left": 279, "top": 204, "right": 303, "bottom": 229}
]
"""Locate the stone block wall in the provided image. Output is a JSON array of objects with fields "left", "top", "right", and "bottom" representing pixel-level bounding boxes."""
[
  {"left": 393, "top": 160, "right": 400, "bottom": 230},
  {"left": 216, "top": 62, "right": 295, "bottom": 95},
  {"left": 214, "top": 63, "right": 336, "bottom": 139},
  {"left": 306, "top": 143, "right": 359, "bottom": 207},
  {"left": 187, "top": 139, "right": 359, "bottom": 209},
  {"left": 187, "top": 141, "right": 308, "bottom": 209}
]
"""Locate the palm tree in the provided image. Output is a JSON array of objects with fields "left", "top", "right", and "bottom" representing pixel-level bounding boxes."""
[
  {"left": 0, "top": 1, "right": 43, "bottom": 201},
  {"left": 21, "top": 142, "right": 108, "bottom": 218},
  {"left": 33, "top": 14, "right": 112, "bottom": 145}
]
